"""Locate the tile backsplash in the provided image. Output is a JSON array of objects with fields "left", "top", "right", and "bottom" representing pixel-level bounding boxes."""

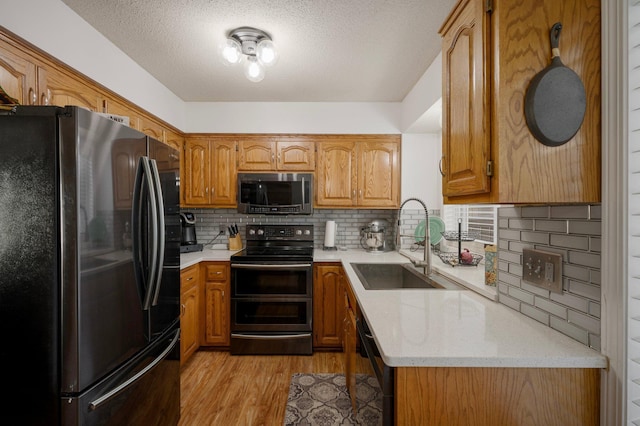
[
  {"left": 497, "top": 205, "right": 601, "bottom": 350},
  {"left": 181, "top": 208, "right": 439, "bottom": 251}
]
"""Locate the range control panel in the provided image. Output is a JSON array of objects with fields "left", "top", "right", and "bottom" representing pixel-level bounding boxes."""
[
  {"left": 246, "top": 224, "right": 314, "bottom": 241},
  {"left": 522, "top": 248, "right": 563, "bottom": 294}
]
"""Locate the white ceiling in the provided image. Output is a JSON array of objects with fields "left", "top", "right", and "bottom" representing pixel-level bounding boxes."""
[{"left": 60, "top": 0, "right": 456, "bottom": 103}]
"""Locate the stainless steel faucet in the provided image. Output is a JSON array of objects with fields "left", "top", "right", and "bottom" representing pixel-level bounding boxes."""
[{"left": 397, "top": 197, "right": 431, "bottom": 276}]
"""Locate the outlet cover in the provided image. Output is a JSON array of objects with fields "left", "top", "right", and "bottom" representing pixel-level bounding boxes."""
[{"left": 522, "top": 248, "right": 563, "bottom": 294}]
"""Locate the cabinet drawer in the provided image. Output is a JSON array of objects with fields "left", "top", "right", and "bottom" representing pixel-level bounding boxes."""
[
  {"left": 181, "top": 265, "right": 199, "bottom": 287},
  {"left": 205, "top": 264, "right": 227, "bottom": 281}
]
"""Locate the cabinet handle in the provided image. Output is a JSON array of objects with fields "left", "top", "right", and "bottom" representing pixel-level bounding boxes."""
[
  {"left": 42, "top": 89, "right": 51, "bottom": 105},
  {"left": 186, "top": 276, "right": 193, "bottom": 281},
  {"left": 359, "top": 189, "right": 362, "bottom": 198},
  {"left": 205, "top": 187, "right": 208, "bottom": 195},
  {"left": 271, "top": 152, "right": 275, "bottom": 163},
  {"left": 29, "top": 88, "right": 36, "bottom": 105},
  {"left": 439, "top": 157, "right": 445, "bottom": 177},
  {"left": 180, "top": 304, "right": 185, "bottom": 315}
]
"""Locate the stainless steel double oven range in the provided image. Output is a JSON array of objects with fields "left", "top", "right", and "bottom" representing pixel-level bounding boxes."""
[{"left": 230, "top": 224, "right": 314, "bottom": 355}]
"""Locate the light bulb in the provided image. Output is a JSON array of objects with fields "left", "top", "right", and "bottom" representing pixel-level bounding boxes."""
[
  {"left": 220, "top": 38, "right": 242, "bottom": 65},
  {"left": 256, "top": 39, "right": 278, "bottom": 66},
  {"left": 244, "top": 56, "right": 265, "bottom": 82}
]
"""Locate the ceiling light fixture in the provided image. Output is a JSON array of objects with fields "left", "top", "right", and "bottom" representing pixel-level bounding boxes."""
[{"left": 220, "top": 27, "right": 278, "bottom": 83}]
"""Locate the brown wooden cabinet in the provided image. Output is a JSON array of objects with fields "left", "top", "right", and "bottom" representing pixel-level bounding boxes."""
[
  {"left": 184, "top": 137, "right": 237, "bottom": 207},
  {"left": 41, "top": 66, "right": 103, "bottom": 111},
  {"left": 0, "top": 41, "right": 41, "bottom": 105},
  {"left": 180, "top": 265, "right": 200, "bottom": 366},
  {"left": 238, "top": 138, "right": 315, "bottom": 171},
  {"left": 396, "top": 367, "right": 599, "bottom": 425},
  {"left": 316, "top": 137, "right": 400, "bottom": 208},
  {"left": 313, "top": 263, "right": 344, "bottom": 349},
  {"left": 439, "top": 0, "right": 601, "bottom": 204},
  {"left": 0, "top": 37, "right": 102, "bottom": 111},
  {"left": 201, "top": 262, "right": 230, "bottom": 346}
]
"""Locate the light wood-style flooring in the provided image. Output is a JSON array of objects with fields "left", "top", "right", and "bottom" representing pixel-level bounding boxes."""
[{"left": 178, "top": 349, "right": 346, "bottom": 426}]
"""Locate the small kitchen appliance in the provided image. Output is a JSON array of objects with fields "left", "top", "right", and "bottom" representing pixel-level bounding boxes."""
[
  {"left": 360, "top": 219, "right": 391, "bottom": 252},
  {"left": 180, "top": 212, "right": 203, "bottom": 253}
]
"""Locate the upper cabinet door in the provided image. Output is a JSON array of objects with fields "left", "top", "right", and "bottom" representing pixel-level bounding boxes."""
[
  {"left": 41, "top": 66, "right": 103, "bottom": 111},
  {"left": 316, "top": 141, "right": 357, "bottom": 207},
  {"left": 238, "top": 139, "right": 276, "bottom": 170},
  {"left": 0, "top": 43, "right": 37, "bottom": 105},
  {"left": 440, "top": 0, "right": 491, "bottom": 198},
  {"left": 210, "top": 140, "right": 237, "bottom": 207},
  {"left": 184, "top": 139, "right": 210, "bottom": 205},
  {"left": 276, "top": 140, "right": 316, "bottom": 171},
  {"left": 357, "top": 141, "right": 399, "bottom": 207}
]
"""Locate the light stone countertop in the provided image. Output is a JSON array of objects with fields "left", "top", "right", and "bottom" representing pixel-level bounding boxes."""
[
  {"left": 180, "top": 248, "right": 242, "bottom": 269},
  {"left": 178, "top": 247, "right": 607, "bottom": 369},
  {"left": 314, "top": 248, "right": 607, "bottom": 369}
]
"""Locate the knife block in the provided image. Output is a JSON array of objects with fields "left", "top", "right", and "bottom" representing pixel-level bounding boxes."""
[{"left": 228, "top": 235, "right": 242, "bottom": 250}]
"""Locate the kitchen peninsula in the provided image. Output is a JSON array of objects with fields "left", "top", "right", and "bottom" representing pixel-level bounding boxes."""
[{"left": 181, "top": 247, "right": 606, "bottom": 425}]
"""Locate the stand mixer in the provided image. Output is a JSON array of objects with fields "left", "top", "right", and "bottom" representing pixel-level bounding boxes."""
[{"left": 360, "top": 219, "right": 391, "bottom": 252}]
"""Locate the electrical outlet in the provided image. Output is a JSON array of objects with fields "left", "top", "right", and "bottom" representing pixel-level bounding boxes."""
[
  {"left": 219, "top": 224, "right": 226, "bottom": 234},
  {"left": 522, "top": 248, "right": 563, "bottom": 294}
]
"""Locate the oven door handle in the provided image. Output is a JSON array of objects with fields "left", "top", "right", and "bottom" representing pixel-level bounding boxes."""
[
  {"left": 231, "top": 263, "right": 312, "bottom": 270},
  {"left": 231, "top": 333, "right": 312, "bottom": 340}
]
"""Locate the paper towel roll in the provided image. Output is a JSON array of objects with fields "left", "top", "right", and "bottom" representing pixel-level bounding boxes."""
[{"left": 324, "top": 221, "right": 336, "bottom": 248}]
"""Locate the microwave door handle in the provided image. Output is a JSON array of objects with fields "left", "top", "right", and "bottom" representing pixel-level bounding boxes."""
[
  {"left": 140, "top": 157, "right": 159, "bottom": 310},
  {"left": 149, "top": 159, "right": 165, "bottom": 306}
]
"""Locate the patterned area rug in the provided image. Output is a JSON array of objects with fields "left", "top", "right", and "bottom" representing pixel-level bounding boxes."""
[{"left": 284, "top": 373, "right": 382, "bottom": 426}]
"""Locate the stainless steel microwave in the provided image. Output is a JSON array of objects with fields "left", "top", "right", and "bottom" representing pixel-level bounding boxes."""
[{"left": 237, "top": 173, "right": 313, "bottom": 215}]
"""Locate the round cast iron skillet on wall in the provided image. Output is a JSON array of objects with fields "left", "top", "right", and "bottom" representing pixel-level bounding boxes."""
[{"left": 524, "top": 22, "right": 586, "bottom": 147}]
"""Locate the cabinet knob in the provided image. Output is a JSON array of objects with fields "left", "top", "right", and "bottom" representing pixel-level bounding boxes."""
[{"left": 29, "top": 88, "right": 37, "bottom": 105}]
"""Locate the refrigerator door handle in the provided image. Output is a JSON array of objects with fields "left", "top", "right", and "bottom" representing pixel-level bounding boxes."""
[
  {"left": 87, "top": 328, "right": 180, "bottom": 411},
  {"left": 149, "top": 159, "right": 165, "bottom": 306},
  {"left": 132, "top": 156, "right": 159, "bottom": 310}
]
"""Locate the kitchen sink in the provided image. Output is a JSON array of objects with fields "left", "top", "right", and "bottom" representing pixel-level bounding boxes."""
[{"left": 350, "top": 263, "right": 464, "bottom": 290}]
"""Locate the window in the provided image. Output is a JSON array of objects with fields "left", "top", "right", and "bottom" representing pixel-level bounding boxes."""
[{"left": 442, "top": 204, "right": 498, "bottom": 245}]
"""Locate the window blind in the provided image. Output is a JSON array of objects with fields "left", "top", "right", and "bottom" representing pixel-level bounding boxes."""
[
  {"left": 443, "top": 205, "right": 498, "bottom": 244},
  {"left": 628, "top": 1, "right": 640, "bottom": 423}
]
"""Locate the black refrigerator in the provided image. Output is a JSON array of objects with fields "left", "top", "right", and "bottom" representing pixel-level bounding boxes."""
[{"left": 0, "top": 106, "right": 181, "bottom": 425}]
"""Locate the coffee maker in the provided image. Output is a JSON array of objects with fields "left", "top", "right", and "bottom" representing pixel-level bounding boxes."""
[{"left": 180, "top": 212, "right": 203, "bottom": 253}]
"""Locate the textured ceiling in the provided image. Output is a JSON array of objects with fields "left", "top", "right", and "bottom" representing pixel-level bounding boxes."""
[{"left": 60, "top": 0, "right": 456, "bottom": 102}]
